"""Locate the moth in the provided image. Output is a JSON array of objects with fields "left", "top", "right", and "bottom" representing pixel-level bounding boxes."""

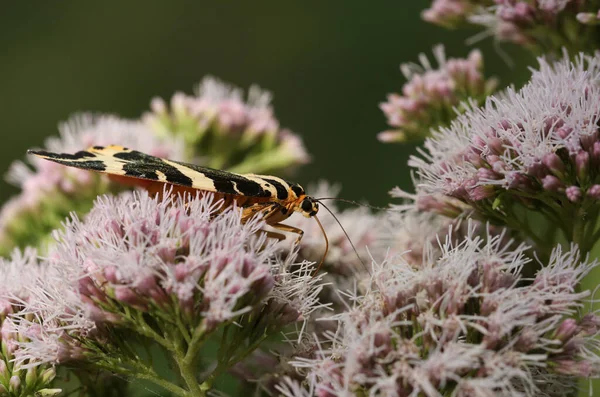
[{"left": 28, "top": 145, "right": 330, "bottom": 271}]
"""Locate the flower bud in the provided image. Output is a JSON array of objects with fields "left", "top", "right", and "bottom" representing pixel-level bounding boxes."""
[
  {"left": 579, "top": 314, "right": 600, "bottom": 335},
  {"left": 577, "top": 12, "right": 598, "bottom": 24},
  {"left": 554, "top": 359, "right": 593, "bottom": 377},
  {"left": 542, "top": 153, "right": 565, "bottom": 178},
  {"left": 554, "top": 318, "right": 578, "bottom": 342},
  {"left": 588, "top": 185, "right": 600, "bottom": 199},
  {"left": 0, "top": 360, "right": 7, "bottom": 378},
  {"left": 34, "top": 389, "right": 63, "bottom": 396},
  {"left": 25, "top": 367, "right": 38, "bottom": 387},
  {"left": 575, "top": 151, "right": 590, "bottom": 182},
  {"left": 542, "top": 175, "right": 564, "bottom": 192},
  {"left": 150, "top": 97, "right": 167, "bottom": 115},
  {"left": 566, "top": 186, "right": 582, "bottom": 202},
  {"left": 39, "top": 367, "right": 56, "bottom": 384},
  {"left": 8, "top": 376, "right": 20, "bottom": 393}
]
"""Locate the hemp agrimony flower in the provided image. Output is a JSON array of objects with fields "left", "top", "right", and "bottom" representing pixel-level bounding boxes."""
[
  {"left": 8, "top": 190, "right": 324, "bottom": 396},
  {"left": 379, "top": 204, "right": 456, "bottom": 266},
  {"left": 0, "top": 249, "right": 59, "bottom": 397},
  {"left": 408, "top": 53, "right": 600, "bottom": 253},
  {"left": 279, "top": 226, "right": 600, "bottom": 397},
  {"left": 422, "top": 0, "right": 480, "bottom": 28},
  {"left": 0, "top": 114, "right": 184, "bottom": 256},
  {"left": 379, "top": 45, "right": 497, "bottom": 142},
  {"left": 423, "top": 1, "right": 599, "bottom": 53},
  {"left": 144, "top": 76, "right": 310, "bottom": 174}
]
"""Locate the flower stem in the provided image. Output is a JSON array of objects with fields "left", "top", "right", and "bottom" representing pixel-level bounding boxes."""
[
  {"left": 174, "top": 351, "right": 204, "bottom": 397},
  {"left": 131, "top": 311, "right": 174, "bottom": 350},
  {"left": 99, "top": 355, "right": 190, "bottom": 397},
  {"left": 572, "top": 207, "right": 589, "bottom": 254},
  {"left": 183, "top": 322, "right": 209, "bottom": 365},
  {"left": 168, "top": 322, "right": 210, "bottom": 396}
]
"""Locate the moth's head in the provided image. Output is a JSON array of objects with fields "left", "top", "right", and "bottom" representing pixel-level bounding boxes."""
[{"left": 298, "top": 196, "right": 319, "bottom": 218}]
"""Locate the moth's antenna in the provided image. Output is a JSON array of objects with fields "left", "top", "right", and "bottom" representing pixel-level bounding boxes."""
[
  {"left": 316, "top": 201, "right": 371, "bottom": 275},
  {"left": 315, "top": 197, "right": 392, "bottom": 212},
  {"left": 312, "top": 215, "right": 329, "bottom": 276}
]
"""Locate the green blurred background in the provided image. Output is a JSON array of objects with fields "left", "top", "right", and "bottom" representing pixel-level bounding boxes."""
[{"left": 0, "top": 1, "right": 533, "bottom": 207}]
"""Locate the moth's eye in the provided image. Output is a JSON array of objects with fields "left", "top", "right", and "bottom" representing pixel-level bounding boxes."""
[{"left": 301, "top": 199, "right": 313, "bottom": 212}]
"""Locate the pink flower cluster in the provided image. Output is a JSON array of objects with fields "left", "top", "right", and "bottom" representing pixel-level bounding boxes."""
[
  {"left": 53, "top": 190, "right": 278, "bottom": 328},
  {"left": 8, "top": 191, "right": 323, "bottom": 370},
  {"left": 422, "top": 0, "right": 479, "bottom": 28},
  {"left": 144, "top": 76, "right": 309, "bottom": 173},
  {"left": 279, "top": 227, "right": 600, "bottom": 397},
  {"left": 408, "top": 53, "right": 600, "bottom": 246},
  {"left": 379, "top": 46, "right": 496, "bottom": 142},
  {"left": 424, "top": 0, "right": 593, "bottom": 49},
  {"left": 0, "top": 249, "right": 58, "bottom": 395},
  {"left": 150, "top": 78, "right": 280, "bottom": 136}
]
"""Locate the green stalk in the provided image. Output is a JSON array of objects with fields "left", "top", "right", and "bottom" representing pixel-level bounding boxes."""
[
  {"left": 174, "top": 351, "right": 204, "bottom": 397},
  {"left": 98, "top": 356, "right": 189, "bottom": 397}
]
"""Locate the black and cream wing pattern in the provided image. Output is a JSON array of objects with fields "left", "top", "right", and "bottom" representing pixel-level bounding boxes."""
[{"left": 28, "top": 145, "right": 298, "bottom": 199}]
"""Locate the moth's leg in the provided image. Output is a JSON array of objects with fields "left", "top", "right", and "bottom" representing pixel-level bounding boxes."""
[
  {"left": 259, "top": 230, "right": 287, "bottom": 241},
  {"left": 270, "top": 223, "right": 305, "bottom": 250},
  {"left": 241, "top": 202, "right": 280, "bottom": 222},
  {"left": 242, "top": 203, "right": 290, "bottom": 244}
]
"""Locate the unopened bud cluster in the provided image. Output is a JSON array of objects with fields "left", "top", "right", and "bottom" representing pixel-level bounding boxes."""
[
  {"left": 144, "top": 76, "right": 309, "bottom": 174},
  {"left": 423, "top": 0, "right": 598, "bottom": 53},
  {"left": 379, "top": 46, "right": 497, "bottom": 143}
]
